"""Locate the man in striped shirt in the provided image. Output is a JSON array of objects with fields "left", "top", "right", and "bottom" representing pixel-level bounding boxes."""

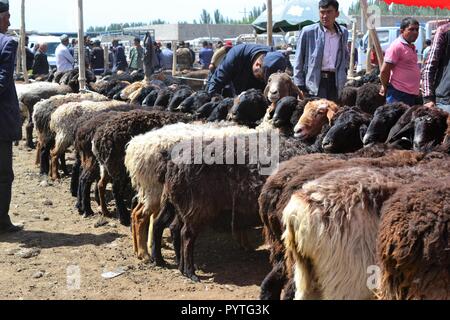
[{"left": 421, "top": 22, "right": 450, "bottom": 112}]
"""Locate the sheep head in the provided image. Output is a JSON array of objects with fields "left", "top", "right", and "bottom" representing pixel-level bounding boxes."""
[
  {"left": 263, "top": 72, "right": 304, "bottom": 105},
  {"left": 294, "top": 99, "right": 338, "bottom": 140}
]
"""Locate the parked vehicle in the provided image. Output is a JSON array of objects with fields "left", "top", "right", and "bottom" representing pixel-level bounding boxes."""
[
  {"left": 357, "top": 26, "right": 426, "bottom": 72},
  {"left": 236, "top": 34, "right": 287, "bottom": 49},
  {"left": 27, "top": 35, "right": 61, "bottom": 69}
]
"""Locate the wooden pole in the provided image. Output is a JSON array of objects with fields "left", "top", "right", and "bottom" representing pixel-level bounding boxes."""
[
  {"left": 172, "top": 40, "right": 177, "bottom": 76},
  {"left": 20, "top": 0, "right": 29, "bottom": 83},
  {"left": 348, "top": 21, "right": 357, "bottom": 78},
  {"left": 103, "top": 44, "right": 109, "bottom": 72},
  {"left": 361, "top": 0, "right": 383, "bottom": 72},
  {"left": 267, "top": 0, "right": 273, "bottom": 46},
  {"left": 366, "top": 34, "right": 373, "bottom": 73},
  {"left": 77, "top": 0, "right": 86, "bottom": 92}
]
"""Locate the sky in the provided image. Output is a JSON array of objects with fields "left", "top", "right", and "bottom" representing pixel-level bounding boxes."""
[{"left": 9, "top": 0, "right": 354, "bottom": 32}]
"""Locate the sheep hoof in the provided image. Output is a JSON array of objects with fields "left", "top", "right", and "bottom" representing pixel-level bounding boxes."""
[
  {"left": 153, "top": 257, "right": 167, "bottom": 268},
  {"left": 188, "top": 274, "right": 200, "bottom": 283},
  {"left": 137, "top": 253, "right": 151, "bottom": 262}
]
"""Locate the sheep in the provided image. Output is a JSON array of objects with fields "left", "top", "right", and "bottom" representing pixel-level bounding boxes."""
[
  {"left": 264, "top": 72, "right": 304, "bottom": 106},
  {"left": 387, "top": 105, "right": 449, "bottom": 151},
  {"left": 355, "top": 83, "right": 386, "bottom": 114},
  {"left": 32, "top": 92, "right": 109, "bottom": 176},
  {"left": 49, "top": 100, "right": 133, "bottom": 180},
  {"left": 90, "top": 79, "right": 130, "bottom": 97},
  {"left": 258, "top": 147, "right": 426, "bottom": 300},
  {"left": 125, "top": 122, "right": 256, "bottom": 260},
  {"left": 281, "top": 157, "right": 450, "bottom": 300},
  {"left": 362, "top": 102, "right": 409, "bottom": 146},
  {"left": 17, "top": 82, "right": 73, "bottom": 148},
  {"left": 177, "top": 91, "right": 212, "bottom": 114},
  {"left": 338, "top": 86, "right": 358, "bottom": 107},
  {"left": 74, "top": 111, "right": 126, "bottom": 217},
  {"left": 207, "top": 98, "right": 235, "bottom": 122},
  {"left": 293, "top": 99, "right": 339, "bottom": 140},
  {"left": 321, "top": 107, "right": 372, "bottom": 153},
  {"left": 227, "top": 89, "right": 269, "bottom": 128},
  {"left": 377, "top": 176, "right": 450, "bottom": 300},
  {"left": 167, "top": 86, "right": 194, "bottom": 111},
  {"left": 91, "top": 110, "right": 192, "bottom": 225}
]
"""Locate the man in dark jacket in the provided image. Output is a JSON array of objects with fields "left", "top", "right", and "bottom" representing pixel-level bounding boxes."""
[
  {"left": 0, "top": 0, "right": 23, "bottom": 234},
  {"left": 24, "top": 36, "right": 34, "bottom": 71},
  {"left": 90, "top": 40, "right": 104, "bottom": 75},
  {"left": 207, "top": 43, "right": 287, "bottom": 96},
  {"left": 32, "top": 42, "right": 49, "bottom": 75},
  {"left": 112, "top": 39, "right": 128, "bottom": 72}
]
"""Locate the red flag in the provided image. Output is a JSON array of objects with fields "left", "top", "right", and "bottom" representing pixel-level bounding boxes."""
[{"left": 384, "top": 0, "right": 450, "bottom": 10}]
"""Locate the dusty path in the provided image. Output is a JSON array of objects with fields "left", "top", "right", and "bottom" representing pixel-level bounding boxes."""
[{"left": 0, "top": 126, "right": 270, "bottom": 300}]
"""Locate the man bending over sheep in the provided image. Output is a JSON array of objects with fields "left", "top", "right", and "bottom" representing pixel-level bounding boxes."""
[{"left": 206, "top": 43, "right": 287, "bottom": 97}]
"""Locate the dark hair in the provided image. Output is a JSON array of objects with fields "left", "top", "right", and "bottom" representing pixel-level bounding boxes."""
[
  {"left": 134, "top": 37, "right": 140, "bottom": 43},
  {"left": 426, "top": 39, "right": 432, "bottom": 45},
  {"left": 166, "top": 43, "right": 171, "bottom": 50},
  {"left": 202, "top": 41, "right": 208, "bottom": 47},
  {"left": 400, "top": 17, "right": 419, "bottom": 30},
  {"left": 319, "top": 0, "right": 339, "bottom": 11}
]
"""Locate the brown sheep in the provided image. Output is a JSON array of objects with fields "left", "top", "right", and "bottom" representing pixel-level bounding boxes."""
[
  {"left": 258, "top": 147, "right": 425, "bottom": 299},
  {"left": 293, "top": 99, "right": 338, "bottom": 140},
  {"left": 377, "top": 176, "right": 450, "bottom": 300}
]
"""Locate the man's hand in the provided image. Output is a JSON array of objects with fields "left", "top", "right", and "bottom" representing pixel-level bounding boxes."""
[
  {"left": 424, "top": 101, "right": 436, "bottom": 108},
  {"left": 379, "top": 85, "right": 387, "bottom": 97}
]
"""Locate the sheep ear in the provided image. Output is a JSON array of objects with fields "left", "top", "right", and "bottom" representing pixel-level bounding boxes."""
[
  {"left": 359, "top": 124, "right": 368, "bottom": 142},
  {"left": 290, "top": 82, "right": 304, "bottom": 100},
  {"left": 326, "top": 102, "right": 339, "bottom": 123}
]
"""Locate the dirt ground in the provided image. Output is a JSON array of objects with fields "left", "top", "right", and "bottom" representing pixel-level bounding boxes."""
[{"left": 0, "top": 125, "right": 270, "bottom": 300}]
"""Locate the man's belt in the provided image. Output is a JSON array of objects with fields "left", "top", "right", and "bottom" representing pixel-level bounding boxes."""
[{"left": 321, "top": 71, "right": 335, "bottom": 79}]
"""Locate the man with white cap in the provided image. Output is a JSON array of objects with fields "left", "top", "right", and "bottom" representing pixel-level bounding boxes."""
[
  {"left": 0, "top": 0, "right": 24, "bottom": 233},
  {"left": 55, "top": 34, "right": 74, "bottom": 72}
]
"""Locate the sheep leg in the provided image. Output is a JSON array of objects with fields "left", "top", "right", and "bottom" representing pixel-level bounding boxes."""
[
  {"left": 133, "top": 204, "right": 151, "bottom": 262},
  {"left": 70, "top": 153, "right": 81, "bottom": 197},
  {"left": 180, "top": 223, "right": 200, "bottom": 282},
  {"left": 131, "top": 202, "right": 143, "bottom": 254},
  {"left": 112, "top": 180, "right": 130, "bottom": 226},
  {"left": 50, "top": 148, "right": 60, "bottom": 180},
  {"left": 151, "top": 201, "right": 176, "bottom": 267},
  {"left": 75, "top": 167, "right": 86, "bottom": 214},
  {"left": 81, "top": 161, "right": 99, "bottom": 217},
  {"left": 170, "top": 215, "right": 182, "bottom": 266},
  {"left": 282, "top": 277, "right": 296, "bottom": 300},
  {"left": 59, "top": 154, "right": 69, "bottom": 176},
  {"left": 39, "top": 143, "right": 51, "bottom": 175},
  {"left": 97, "top": 168, "right": 111, "bottom": 217},
  {"left": 94, "top": 181, "right": 100, "bottom": 205},
  {"left": 25, "top": 121, "right": 35, "bottom": 149},
  {"left": 260, "top": 262, "right": 286, "bottom": 300},
  {"left": 35, "top": 141, "right": 41, "bottom": 165}
]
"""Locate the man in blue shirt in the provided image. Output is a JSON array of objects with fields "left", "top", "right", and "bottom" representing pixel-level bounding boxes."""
[
  {"left": 158, "top": 42, "right": 173, "bottom": 70},
  {"left": 0, "top": 0, "right": 23, "bottom": 234},
  {"left": 199, "top": 41, "right": 213, "bottom": 69},
  {"left": 207, "top": 43, "right": 287, "bottom": 96}
]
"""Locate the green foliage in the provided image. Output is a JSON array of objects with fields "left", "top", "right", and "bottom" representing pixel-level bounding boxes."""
[{"left": 348, "top": 0, "right": 450, "bottom": 16}]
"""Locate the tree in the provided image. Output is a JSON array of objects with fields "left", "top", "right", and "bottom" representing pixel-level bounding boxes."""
[
  {"left": 200, "top": 9, "right": 212, "bottom": 24},
  {"left": 214, "top": 9, "right": 224, "bottom": 24}
]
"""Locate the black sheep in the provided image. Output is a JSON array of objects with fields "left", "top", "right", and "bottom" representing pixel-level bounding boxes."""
[
  {"left": 339, "top": 86, "right": 358, "bottom": 107},
  {"left": 228, "top": 89, "right": 268, "bottom": 127},
  {"left": 154, "top": 88, "right": 173, "bottom": 108},
  {"left": 92, "top": 110, "right": 192, "bottom": 226},
  {"left": 363, "top": 102, "right": 409, "bottom": 146},
  {"left": 142, "top": 89, "right": 160, "bottom": 107},
  {"left": 207, "top": 98, "right": 234, "bottom": 122},
  {"left": 177, "top": 91, "right": 211, "bottom": 113},
  {"left": 167, "top": 87, "right": 194, "bottom": 111},
  {"left": 194, "top": 101, "right": 219, "bottom": 120},
  {"left": 355, "top": 83, "right": 386, "bottom": 114},
  {"left": 321, "top": 107, "right": 372, "bottom": 153}
]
